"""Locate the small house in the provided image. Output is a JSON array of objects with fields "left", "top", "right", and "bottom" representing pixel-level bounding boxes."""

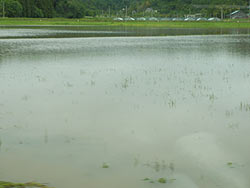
[{"left": 229, "top": 10, "right": 248, "bottom": 19}]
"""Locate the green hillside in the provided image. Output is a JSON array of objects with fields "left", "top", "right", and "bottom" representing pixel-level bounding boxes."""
[{"left": 0, "top": 0, "right": 249, "bottom": 18}]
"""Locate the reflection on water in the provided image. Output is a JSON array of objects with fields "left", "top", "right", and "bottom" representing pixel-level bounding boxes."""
[
  {"left": 0, "top": 25, "right": 250, "bottom": 38},
  {"left": 0, "top": 34, "right": 250, "bottom": 188}
]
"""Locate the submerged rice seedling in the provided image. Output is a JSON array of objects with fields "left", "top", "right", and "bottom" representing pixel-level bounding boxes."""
[
  {"left": 227, "top": 162, "right": 235, "bottom": 168},
  {"left": 0, "top": 181, "right": 53, "bottom": 188},
  {"left": 102, "top": 163, "right": 109, "bottom": 168},
  {"left": 240, "top": 102, "right": 250, "bottom": 112},
  {"left": 158, "top": 178, "right": 166, "bottom": 183}
]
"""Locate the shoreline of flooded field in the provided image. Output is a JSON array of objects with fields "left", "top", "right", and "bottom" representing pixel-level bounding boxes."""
[{"left": 0, "top": 26, "right": 249, "bottom": 39}]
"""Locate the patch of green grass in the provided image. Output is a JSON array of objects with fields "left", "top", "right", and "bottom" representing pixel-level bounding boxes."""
[
  {"left": 0, "top": 181, "right": 52, "bottom": 188},
  {"left": 0, "top": 18, "right": 249, "bottom": 28}
]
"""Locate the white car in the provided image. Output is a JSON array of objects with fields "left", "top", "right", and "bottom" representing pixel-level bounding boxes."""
[
  {"left": 136, "top": 17, "right": 146, "bottom": 21},
  {"left": 124, "top": 17, "right": 135, "bottom": 21},
  {"left": 208, "top": 17, "right": 221, "bottom": 21},
  {"left": 160, "top": 18, "right": 172, "bottom": 21},
  {"left": 172, "top": 18, "right": 184, "bottom": 21},
  {"left": 113, "top": 17, "right": 123, "bottom": 21},
  {"left": 184, "top": 17, "right": 196, "bottom": 21},
  {"left": 148, "top": 17, "right": 158, "bottom": 21},
  {"left": 196, "top": 17, "right": 208, "bottom": 21}
]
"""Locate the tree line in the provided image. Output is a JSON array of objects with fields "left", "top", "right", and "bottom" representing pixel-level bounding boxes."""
[{"left": 0, "top": 0, "right": 249, "bottom": 18}]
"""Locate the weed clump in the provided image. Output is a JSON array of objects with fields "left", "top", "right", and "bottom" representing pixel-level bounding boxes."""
[
  {"left": 158, "top": 178, "right": 167, "bottom": 183},
  {"left": 102, "top": 163, "right": 109, "bottom": 168},
  {"left": 0, "top": 181, "right": 52, "bottom": 188}
]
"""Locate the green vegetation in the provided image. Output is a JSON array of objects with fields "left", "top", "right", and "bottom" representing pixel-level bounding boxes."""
[
  {"left": 102, "top": 162, "right": 109, "bottom": 168},
  {"left": 158, "top": 178, "right": 167, "bottom": 183},
  {"left": 0, "top": 18, "right": 249, "bottom": 28},
  {"left": 0, "top": 181, "right": 52, "bottom": 188},
  {"left": 240, "top": 102, "right": 250, "bottom": 111},
  {"left": 0, "top": 0, "right": 249, "bottom": 18},
  {"left": 169, "top": 178, "right": 176, "bottom": 183},
  {"left": 227, "top": 162, "right": 236, "bottom": 168},
  {"left": 142, "top": 177, "right": 175, "bottom": 184}
]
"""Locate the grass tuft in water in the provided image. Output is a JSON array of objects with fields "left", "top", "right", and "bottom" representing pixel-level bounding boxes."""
[
  {"left": 102, "top": 163, "right": 109, "bottom": 168},
  {"left": 240, "top": 102, "right": 250, "bottom": 112},
  {"left": 0, "top": 181, "right": 53, "bottom": 188},
  {"left": 158, "top": 178, "right": 167, "bottom": 183},
  {"left": 227, "top": 162, "right": 235, "bottom": 168},
  {"left": 169, "top": 178, "right": 176, "bottom": 183}
]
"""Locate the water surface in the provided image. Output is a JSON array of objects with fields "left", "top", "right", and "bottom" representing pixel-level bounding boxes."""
[{"left": 0, "top": 29, "right": 250, "bottom": 188}]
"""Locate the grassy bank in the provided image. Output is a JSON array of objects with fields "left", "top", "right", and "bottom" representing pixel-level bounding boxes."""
[
  {"left": 0, "top": 18, "right": 250, "bottom": 28},
  {"left": 0, "top": 181, "right": 53, "bottom": 188}
]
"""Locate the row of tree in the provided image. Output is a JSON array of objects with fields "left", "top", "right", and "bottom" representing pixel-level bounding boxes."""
[
  {"left": 0, "top": 0, "right": 249, "bottom": 18},
  {"left": 0, "top": 0, "right": 86, "bottom": 18}
]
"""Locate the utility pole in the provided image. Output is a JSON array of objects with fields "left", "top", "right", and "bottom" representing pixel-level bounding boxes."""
[
  {"left": 220, "top": 8, "right": 223, "bottom": 20},
  {"left": 126, "top": 5, "right": 127, "bottom": 17},
  {"left": 249, "top": 0, "right": 250, "bottom": 17},
  {"left": 2, "top": 0, "right": 5, "bottom": 18}
]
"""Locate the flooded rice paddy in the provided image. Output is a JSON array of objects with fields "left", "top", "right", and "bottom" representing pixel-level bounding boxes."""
[{"left": 0, "top": 27, "right": 250, "bottom": 188}]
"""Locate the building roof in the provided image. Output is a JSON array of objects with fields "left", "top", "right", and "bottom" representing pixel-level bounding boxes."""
[{"left": 230, "top": 10, "right": 240, "bottom": 15}]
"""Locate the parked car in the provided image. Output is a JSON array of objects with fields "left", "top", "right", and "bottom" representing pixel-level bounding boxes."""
[
  {"left": 196, "top": 17, "right": 208, "bottom": 21},
  {"left": 113, "top": 17, "right": 123, "bottom": 21},
  {"left": 136, "top": 17, "right": 146, "bottom": 21},
  {"left": 172, "top": 18, "right": 184, "bottom": 21},
  {"left": 148, "top": 17, "right": 158, "bottom": 21},
  {"left": 124, "top": 17, "right": 135, "bottom": 21},
  {"left": 160, "top": 18, "right": 172, "bottom": 21},
  {"left": 208, "top": 17, "right": 221, "bottom": 21},
  {"left": 184, "top": 17, "right": 196, "bottom": 21}
]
